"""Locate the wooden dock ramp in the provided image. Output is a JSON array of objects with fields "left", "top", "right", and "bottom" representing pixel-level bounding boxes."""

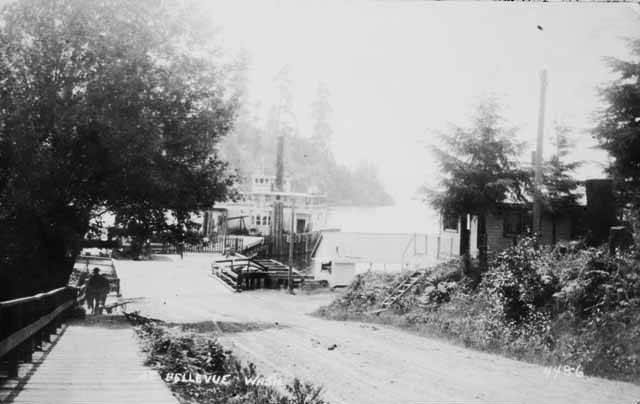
[
  {"left": 210, "top": 256, "right": 313, "bottom": 292},
  {"left": 2, "top": 316, "right": 177, "bottom": 404}
]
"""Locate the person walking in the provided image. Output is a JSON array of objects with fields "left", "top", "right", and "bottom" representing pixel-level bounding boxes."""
[
  {"left": 177, "top": 241, "right": 184, "bottom": 259},
  {"left": 86, "top": 267, "right": 110, "bottom": 315}
]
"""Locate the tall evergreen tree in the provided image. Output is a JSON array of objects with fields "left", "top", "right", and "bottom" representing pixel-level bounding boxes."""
[
  {"left": 311, "top": 83, "right": 333, "bottom": 159},
  {"left": 218, "top": 73, "right": 393, "bottom": 205},
  {"left": 426, "top": 100, "right": 529, "bottom": 276},
  {"left": 594, "top": 39, "right": 640, "bottom": 210},
  {"left": 542, "top": 123, "right": 582, "bottom": 244}
]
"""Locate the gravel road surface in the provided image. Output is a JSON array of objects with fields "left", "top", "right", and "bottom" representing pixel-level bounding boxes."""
[{"left": 116, "top": 254, "right": 640, "bottom": 404}]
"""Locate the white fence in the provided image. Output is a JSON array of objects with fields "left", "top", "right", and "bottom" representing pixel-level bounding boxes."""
[{"left": 313, "top": 231, "right": 459, "bottom": 273}]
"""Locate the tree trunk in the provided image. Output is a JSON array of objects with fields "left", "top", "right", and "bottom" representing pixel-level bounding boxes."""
[
  {"left": 478, "top": 213, "right": 488, "bottom": 272},
  {"left": 459, "top": 214, "right": 471, "bottom": 277},
  {"left": 39, "top": 207, "right": 87, "bottom": 292},
  {"left": 551, "top": 216, "right": 557, "bottom": 245},
  {"left": 0, "top": 207, "right": 85, "bottom": 299}
]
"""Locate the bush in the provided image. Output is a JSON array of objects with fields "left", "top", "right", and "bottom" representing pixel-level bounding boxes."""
[
  {"left": 482, "top": 237, "right": 558, "bottom": 323},
  {"left": 315, "top": 260, "right": 462, "bottom": 318},
  {"left": 554, "top": 250, "right": 640, "bottom": 319},
  {"left": 135, "top": 320, "right": 328, "bottom": 404},
  {"left": 318, "top": 271, "right": 401, "bottom": 315}
]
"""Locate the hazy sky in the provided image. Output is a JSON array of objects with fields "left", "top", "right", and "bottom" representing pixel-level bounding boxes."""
[{"left": 207, "top": 1, "right": 639, "bottom": 202}]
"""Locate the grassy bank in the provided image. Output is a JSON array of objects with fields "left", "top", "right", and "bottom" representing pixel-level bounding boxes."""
[
  {"left": 129, "top": 314, "right": 328, "bottom": 404},
  {"left": 315, "top": 239, "right": 640, "bottom": 384}
]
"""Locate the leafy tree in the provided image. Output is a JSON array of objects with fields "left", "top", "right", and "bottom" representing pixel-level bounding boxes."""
[
  {"left": 594, "top": 39, "right": 640, "bottom": 211},
  {"left": 0, "top": 0, "right": 235, "bottom": 298},
  {"left": 541, "top": 123, "right": 582, "bottom": 244},
  {"left": 426, "top": 100, "right": 529, "bottom": 277}
]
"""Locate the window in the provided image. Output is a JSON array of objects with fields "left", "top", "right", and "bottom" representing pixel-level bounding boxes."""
[
  {"left": 256, "top": 216, "right": 261, "bottom": 226},
  {"left": 442, "top": 212, "right": 458, "bottom": 231},
  {"left": 321, "top": 261, "right": 332, "bottom": 273},
  {"left": 503, "top": 211, "right": 524, "bottom": 237},
  {"left": 262, "top": 216, "right": 268, "bottom": 226}
]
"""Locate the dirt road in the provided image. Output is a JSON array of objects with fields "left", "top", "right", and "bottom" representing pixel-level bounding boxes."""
[{"left": 116, "top": 254, "right": 640, "bottom": 404}]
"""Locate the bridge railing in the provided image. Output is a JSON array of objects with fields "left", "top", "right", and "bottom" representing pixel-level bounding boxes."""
[{"left": 0, "top": 286, "right": 83, "bottom": 378}]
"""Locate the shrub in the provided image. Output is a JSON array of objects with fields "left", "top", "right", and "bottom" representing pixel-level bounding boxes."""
[
  {"left": 320, "top": 271, "right": 402, "bottom": 314},
  {"left": 316, "top": 237, "right": 640, "bottom": 383},
  {"left": 482, "top": 237, "right": 558, "bottom": 323},
  {"left": 135, "top": 320, "right": 329, "bottom": 404},
  {"left": 553, "top": 249, "right": 640, "bottom": 318}
]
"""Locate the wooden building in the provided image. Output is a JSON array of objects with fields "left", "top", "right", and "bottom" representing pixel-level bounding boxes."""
[{"left": 440, "top": 202, "right": 586, "bottom": 257}]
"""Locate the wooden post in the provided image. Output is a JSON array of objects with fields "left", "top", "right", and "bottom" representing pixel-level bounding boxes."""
[
  {"left": 6, "top": 308, "right": 19, "bottom": 377},
  {"left": 288, "top": 204, "right": 294, "bottom": 294},
  {"left": 533, "top": 69, "right": 547, "bottom": 237},
  {"left": 425, "top": 235, "right": 428, "bottom": 256},
  {"left": 20, "top": 338, "right": 33, "bottom": 363},
  {"left": 7, "top": 349, "right": 19, "bottom": 378}
]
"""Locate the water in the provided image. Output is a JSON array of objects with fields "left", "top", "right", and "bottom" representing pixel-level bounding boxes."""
[{"left": 323, "top": 199, "right": 440, "bottom": 234}]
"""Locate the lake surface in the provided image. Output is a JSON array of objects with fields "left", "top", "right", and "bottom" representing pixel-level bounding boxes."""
[{"left": 323, "top": 199, "right": 440, "bottom": 235}]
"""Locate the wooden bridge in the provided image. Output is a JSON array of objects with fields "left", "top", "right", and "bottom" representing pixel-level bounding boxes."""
[{"left": 0, "top": 287, "right": 176, "bottom": 404}]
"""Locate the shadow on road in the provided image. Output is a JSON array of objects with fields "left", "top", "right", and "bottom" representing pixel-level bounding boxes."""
[
  {"left": 167, "top": 320, "right": 286, "bottom": 334},
  {"left": 68, "top": 314, "right": 132, "bottom": 329}
]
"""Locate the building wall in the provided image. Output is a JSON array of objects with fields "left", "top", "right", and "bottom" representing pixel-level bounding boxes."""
[
  {"left": 446, "top": 211, "right": 576, "bottom": 258},
  {"left": 539, "top": 215, "right": 572, "bottom": 246},
  {"left": 485, "top": 212, "right": 573, "bottom": 254},
  {"left": 485, "top": 212, "right": 517, "bottom": 254}
]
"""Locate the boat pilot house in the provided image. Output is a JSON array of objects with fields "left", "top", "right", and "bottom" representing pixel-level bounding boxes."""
[{"left": 202, "top": 172, "right": 328, "bottom": 239}]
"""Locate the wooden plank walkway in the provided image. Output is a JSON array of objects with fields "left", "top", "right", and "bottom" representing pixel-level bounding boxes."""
[{"left": 4, "top": 317, "right": 177, "bottom": 404}]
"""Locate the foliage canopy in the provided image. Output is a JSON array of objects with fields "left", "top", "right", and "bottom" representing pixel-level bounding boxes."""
[
  {"left": 0, "top": 0, "right": 235, "bottom": 297},
  {"left": 594, "top": 39, "right": 640, "bottom": 210},
  {"left": 427, "top": 101, "right": 530, "bottom": 217}
]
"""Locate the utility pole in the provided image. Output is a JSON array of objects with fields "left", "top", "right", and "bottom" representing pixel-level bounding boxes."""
[
  {"left": 288, "top": 203, "right": 295, "bottom": 294},
  {"left": 275, "top": 135, "right": 284, "bottom": 192},
  {"left": 533, "top": 69, "right": 548, "bottom": 237},
  {"left": 273, "top": 135, "right": 285, "bottom": 256}
]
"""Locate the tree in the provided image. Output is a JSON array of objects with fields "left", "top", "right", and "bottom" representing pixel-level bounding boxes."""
[
  {"left": 426, "top": 100, "right": 529, "bottom": 277},
  {"left": 218, "top": 73, "right": 393, "bottom": 205},
  {"left": 0, "top": 0, "right": 235, "bottom": 298},
  {"left": 594, "top": 39, "right": 640, "bottom": 211},
  {"left": 311, "top": 83, "right": 332, "bottom": 159},
  {"left": 542, "top": 123, "right": 582, "bottom": 244}
]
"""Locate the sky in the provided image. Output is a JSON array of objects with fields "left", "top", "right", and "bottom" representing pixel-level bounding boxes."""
[{"left": 204, "top": 1, "right": 640, "bottom": 202}]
